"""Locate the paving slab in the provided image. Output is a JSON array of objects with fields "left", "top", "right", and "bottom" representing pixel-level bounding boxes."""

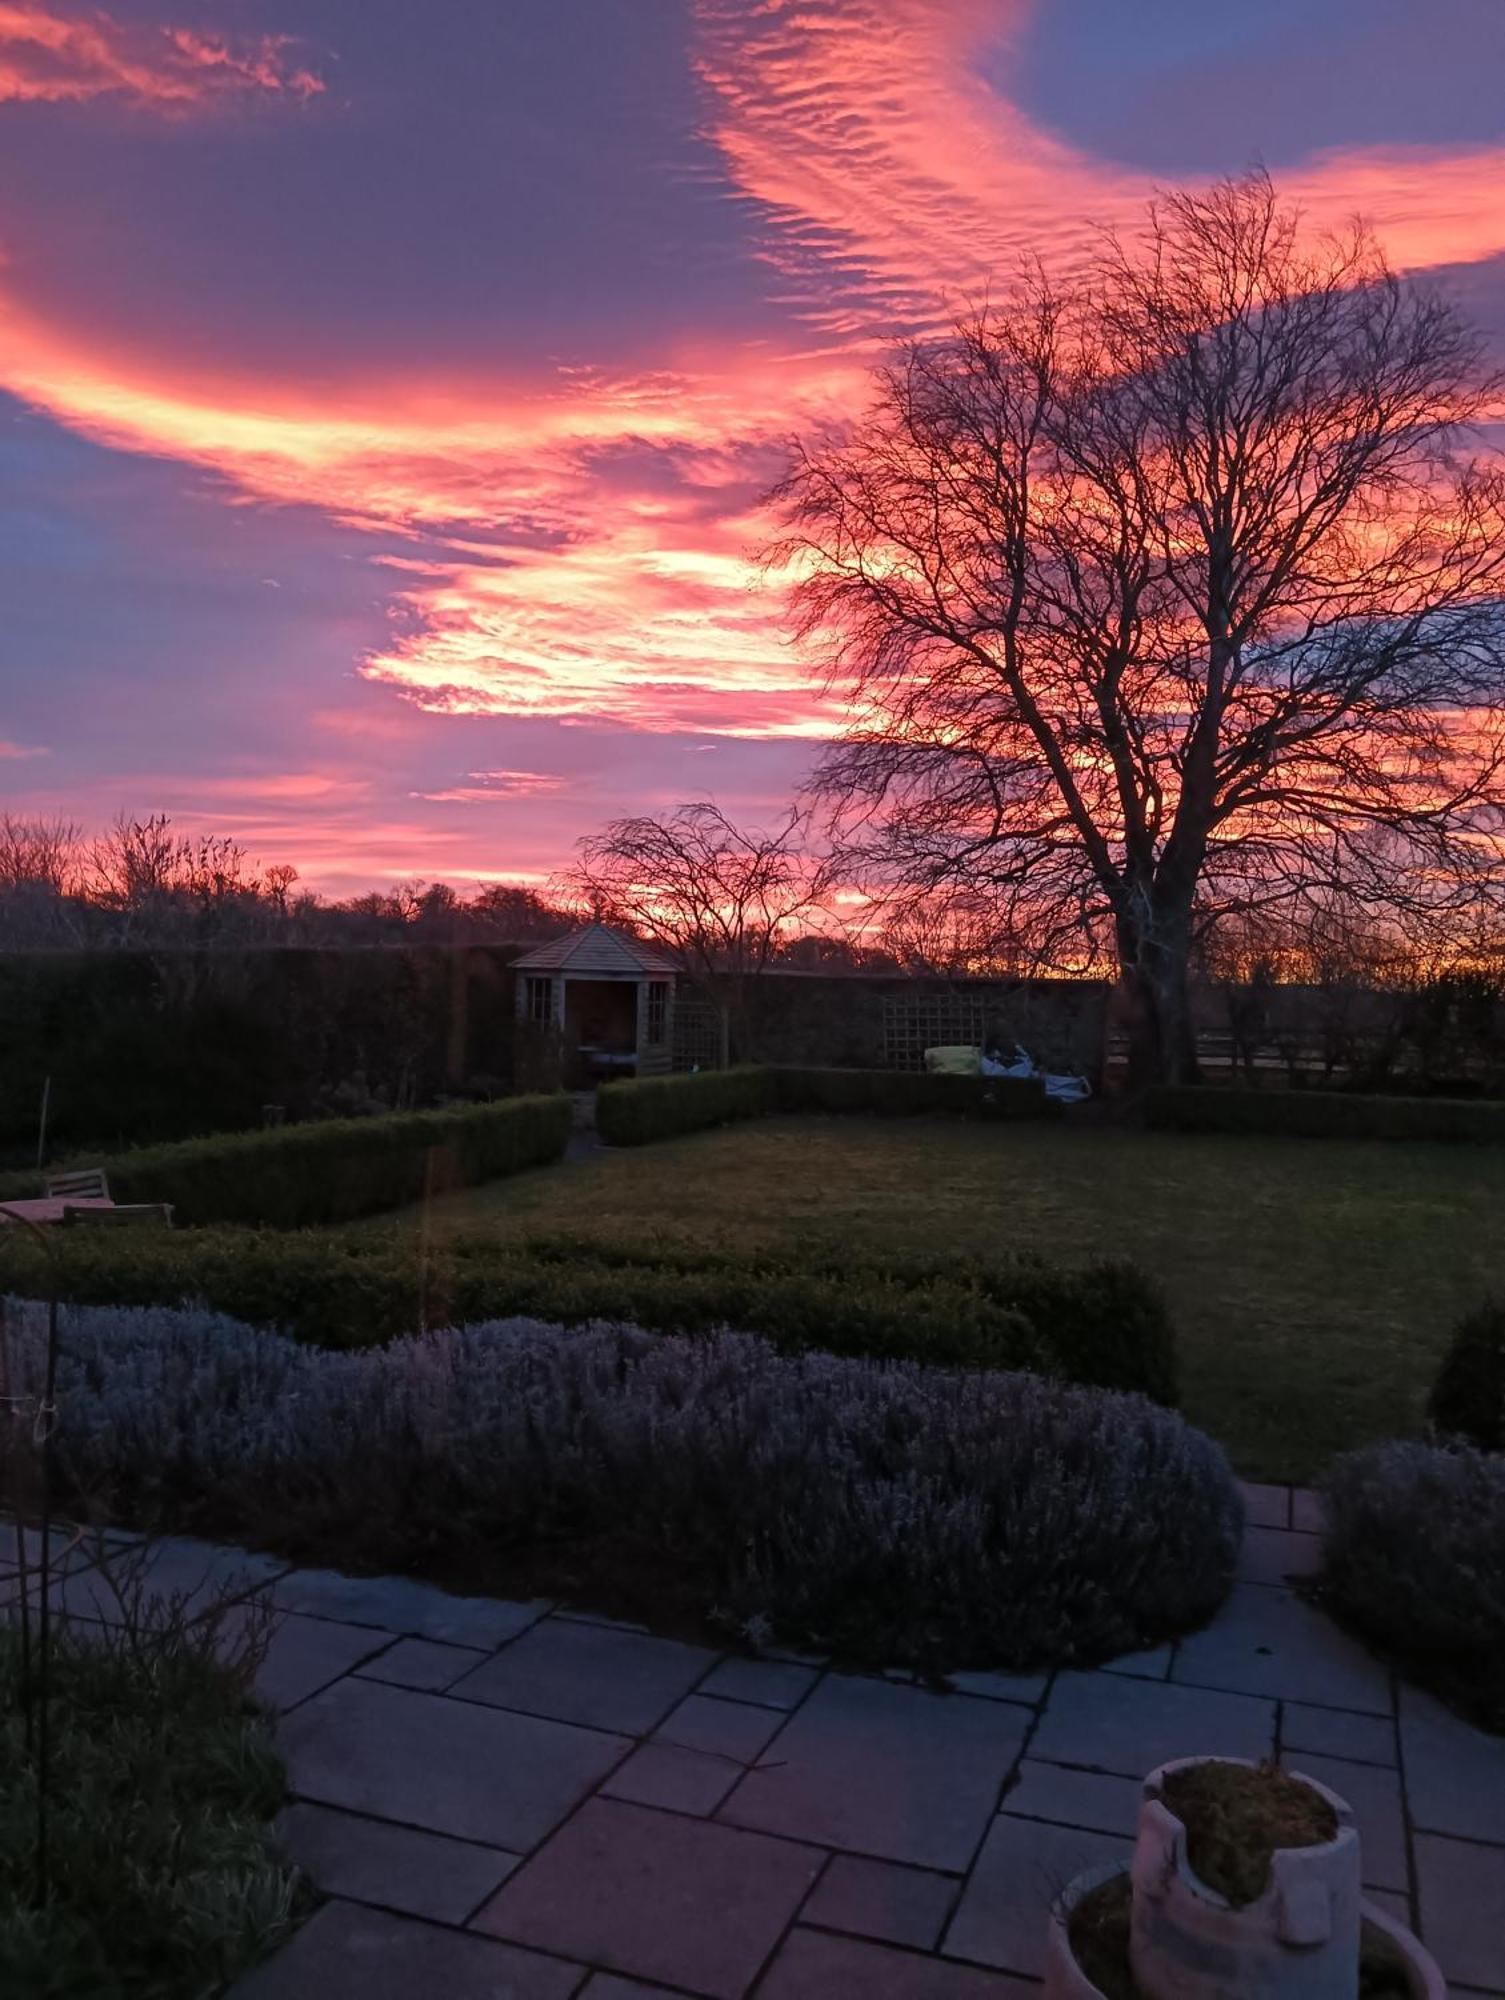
[
  {"left": 580, "top": 1978, "right": 687, "bottom": 1999},
  {"left": 449, "top": 1618, "right": 713, "bottom": 1735},
  {"left": 272, "top": 1567, "right": 546, "bottom": 1648},
  {"left": 654, "top": 1692, "right": 783, "bottom": 1762},
  {"left": 944, "top": 1815, "right": 1126, "bottom": 1977},
  {"left": 279, "top": 1676, "right": 628, "bottom": 1851},
  {"left": 761, "top": 1926, "right": 1037, "bottom": 1996},
  {"left": 1032, "top": 1670, "right": 1275, "bottom": 1777},
  {"left": 1171, "top": 1584, "right": 1391, "bottom": 1713},
  {"left": 1238, "top": 1526, "right": 1323, "bottom": 1587},
  {"left": 1285, "top": 1751, "right": 1407, "bottom": 1891},
  {"left": 229, "top": 1898, "right": 581, "bottom": 2000},
  {"left": 474, "top": 1796, "right": 821, "bottom": 1999},
  {"left": 48, "top": 1536, "right": 287, "bottom": 1625},
  {"left": 1415, "top": 1834, "right": 1505, "bottom": 1992},
  {"left": 1282, "top": 1701, "right": 1396, "bottom": 1767},
  {"left": 1237, "top": 1482, "right": 1290, "bottom": 1529},
  {"left": 1291, "top": 1488, "right": 1326, "bottom": 1535},
  {"left": 943, "top": 1668, "right": 1049, "bottom": 1705},
  {"left": 699, "top": 1656, "right": 819, "bottom": 1710},
  {"left": 254, "top": 1612, "right": 393, "bottom": 1711},
  {"left": 354, "top": 1634, "right": 489, "bottom": 1693},
  {"left": 803, "top": 1854, "right": 959, "bottom": 1949},
  {"left": 275, "top": 1802, "right": 518, "bottom": 1923},
  {"left": 718, "top": 1673, "right": 1029, "bottom": 1871},
  {"left": 1100, "top": 1643, "right": 1173, "bottom": 1681},
  {"left": 601, "top": 1742, "right": 742, "bottom": 1816},
  {"left": 1399, "top": 1687, "right": 1505, "bottom": 1844},
  {"left": 1003, "top": 1761, "right": 1143, "bottom": 1837}
]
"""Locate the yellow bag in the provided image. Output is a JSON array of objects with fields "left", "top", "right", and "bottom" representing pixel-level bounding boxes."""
[{"left": 923, "top": 1044, "right": 981, "bottom": 1076}]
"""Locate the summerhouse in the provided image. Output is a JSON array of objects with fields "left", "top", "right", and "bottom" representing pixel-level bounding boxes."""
[{"left": 512, "top": 923, "right": 677, "bottom": 1083}]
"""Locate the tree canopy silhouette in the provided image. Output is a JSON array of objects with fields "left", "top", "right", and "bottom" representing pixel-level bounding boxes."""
[{"left": 775, "top": 174, "right": 1505, "bottom": 1082}]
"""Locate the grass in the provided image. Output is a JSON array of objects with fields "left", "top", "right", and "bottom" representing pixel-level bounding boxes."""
[
  {"left": 387, "top": 1116, "right": 1505, "bottom": 1481},
  {"left": 0, "top": 1610, "right": 298, "bottom": 1996}
]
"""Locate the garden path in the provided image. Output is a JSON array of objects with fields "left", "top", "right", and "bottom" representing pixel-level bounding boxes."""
[{"left": 6, "top": 1492, "right": 1501, "bottom": 1998}]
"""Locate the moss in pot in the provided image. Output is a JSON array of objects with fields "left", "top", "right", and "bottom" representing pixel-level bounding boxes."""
[{"left": 1045, "top": 1757, "right": 1445, "bottom": 2000}]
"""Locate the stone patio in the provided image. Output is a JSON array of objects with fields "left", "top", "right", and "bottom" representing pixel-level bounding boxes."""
[{"left": 6, "top": 1486, "right": 1502, "bottom": 1997}]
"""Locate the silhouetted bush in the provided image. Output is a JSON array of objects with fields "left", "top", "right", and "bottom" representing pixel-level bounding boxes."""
[
  {"left": 1320, "top": 1441, "right": 1505, "bottom": 1732},
  {"left": 1145, "top": 1085, "right": 1505, "bottom": 1143},
  {"left": 18, "top": 1305, "right": 1240, "bottom": 1669},
  {"left": 3, "top": 1228, "right": 1177, "bottom": 1399},
  {"left": 1428, "top": 1300, "right": 1505, "bottom": 1452},
  {"left": 0, "top": 1094, "right": 572, "bottom": 1228}
]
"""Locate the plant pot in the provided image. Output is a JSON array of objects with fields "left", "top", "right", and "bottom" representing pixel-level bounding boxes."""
[
  {"left": 1048, "top": 1872, "right": 1445, "bottom": 2000},
  {"left": 1131, "top": 1756, "right": 1361, "bottom": 2000}
]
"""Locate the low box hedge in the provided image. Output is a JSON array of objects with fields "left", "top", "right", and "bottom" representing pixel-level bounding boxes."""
[
  {"left": 1144, "top": 1085, "right": 1505, "bottom": 1144},
  {"left": 0, "top": 1220, "right": 1177, "bottom": 1402},
  {"left": 595, "top": 1068, "right": 771, "bottom": 1146},
  {"left": 0, "top": 1093, "right": 572, "bottom": 1228},
  {"left": 596, "top": 1063, "right": 1056, "bottom": 1147}
]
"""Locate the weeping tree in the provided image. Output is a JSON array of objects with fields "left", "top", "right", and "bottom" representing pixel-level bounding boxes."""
[
  {"left": 775, "top": 173, "right": 1505, "bottom": 1085},
  {"left": 571, "top": 801, "right": 840, "bottom": 1066}
]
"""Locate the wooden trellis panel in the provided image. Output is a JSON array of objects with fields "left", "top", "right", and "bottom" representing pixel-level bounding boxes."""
[{"left": 881, "top": 993, "right": 991, "bottom": 1071}]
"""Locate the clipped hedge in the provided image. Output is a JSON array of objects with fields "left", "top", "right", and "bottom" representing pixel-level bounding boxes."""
[
  {"left": 1428, "top": 1299, "right": 1505, "bottom": 1452},
  {"left": 1145, "top": 1085, "right": 1505, "bottom": 1144},
  {"left": 0, "top": 1094, "right": 572, "bottom": 1228},
  {"left": 0, "top": 1224, "right": 1178, "bottom": 1400},
  {"left": 1320, "top": 1441, "right": 1505, "bottom": 1732},
  {"left": 16, "top": 1303, "right": 1241, "bottom": 1669},
  {"left": 596, "top": 1062, "right": 1056, "bottom": 1147},
  {"left": 596, "top": 1068, "right": 771, "bottom": 1146}
]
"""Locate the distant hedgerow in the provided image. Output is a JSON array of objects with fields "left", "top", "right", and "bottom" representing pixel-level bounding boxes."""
[{"left": 13, "top": 1303, "right": 1239, "bottom": 1670}]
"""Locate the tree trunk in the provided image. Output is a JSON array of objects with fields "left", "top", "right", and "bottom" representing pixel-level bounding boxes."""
[{"left": 1117, "top": 908, "right": 1199, "bottom": 1090}]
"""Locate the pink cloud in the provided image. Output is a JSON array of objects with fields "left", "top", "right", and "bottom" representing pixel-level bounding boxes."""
[{"left": 0, "top": 2, "right": 323, "bottom": 110}]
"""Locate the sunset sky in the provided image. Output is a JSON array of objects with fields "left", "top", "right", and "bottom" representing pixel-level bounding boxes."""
[{"left": 3, "top": 0, "right": 1504, "bottom": 894}]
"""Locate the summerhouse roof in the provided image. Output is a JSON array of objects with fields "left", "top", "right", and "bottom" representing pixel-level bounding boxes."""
[{"left": 511, "top": 922, "right": 677, "bottom": 977}]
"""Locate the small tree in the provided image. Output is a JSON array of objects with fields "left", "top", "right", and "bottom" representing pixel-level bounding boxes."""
[
  {"left": 775, "top": 174, "right": 1505, "bottom": 1085},
  {"left": 570, "top": 802, "right": 839, "bottom": 1065}
]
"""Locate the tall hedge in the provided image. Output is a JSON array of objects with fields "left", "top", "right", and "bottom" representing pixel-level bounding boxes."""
[
  {"left": 0, "top": 1094, "right": 572, "bottom": 1228},
  {"left": 1144, "top": 1085, "right": 1505, "bottom": 1143}
]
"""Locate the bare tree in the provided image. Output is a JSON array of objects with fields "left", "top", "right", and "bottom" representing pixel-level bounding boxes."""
[
  {"left": 570, "top": 802, "right": 840, "bottom": 1065},
  {"left": 775, "top": 173, "right": 1505, "bottom": 1084}
]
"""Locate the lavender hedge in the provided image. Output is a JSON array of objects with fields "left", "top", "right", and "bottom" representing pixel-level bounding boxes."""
[
  {"left": 1320, "top": 1441, "right": 1505, "bottom": 1732},
  {"left": 10, "top": 1302, "right": 1240, "bottom": 1668}
]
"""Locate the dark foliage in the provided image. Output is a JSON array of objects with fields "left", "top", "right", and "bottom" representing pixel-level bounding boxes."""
[
  {"left": 1, "top": 1224, "right": 1177, "bottom": 1400},
  {"left": 1145, "top": 1086, "right": 1505, "bottom": 1143},
  {"left": 24, "top": 1306, "right": 1239, "bottom": 1670},
  {"left": 597, "top": 1063, "right": 1056, "bottom": 1146},
  {"left": 1319, "top": 1441, "right": 1505, "bottom": 1732},
  {"left": 1428, "top": 1300, "right": 1505, "bottom": 1452},
  {"left": 0, "top": 1094, "right": 572, "bottom": 1227}
]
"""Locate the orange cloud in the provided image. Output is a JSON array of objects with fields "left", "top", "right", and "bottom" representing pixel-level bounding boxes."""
[{"left": 0, "top": 2, "right": 322, "bottom": 109}]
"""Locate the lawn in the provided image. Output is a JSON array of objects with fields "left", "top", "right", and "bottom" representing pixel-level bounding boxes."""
[{"left": 400, "top": 1116, "right": 1505, "bottom": 1483}]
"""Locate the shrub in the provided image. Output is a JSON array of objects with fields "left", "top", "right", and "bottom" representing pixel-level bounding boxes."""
[
  {"left": 1144, "top": 1085, "right": 1505, "bottom": 1144},
  {"left": 1428, "top": 1300, "right": 1505, "bottom": 1452},
  {"left": 0, "top": 1561, "right": 296, "bottom": 1995},
  {"left": 3, "top": 1225, "right": 1177, "bottom": 1399},
  {"left": 1, "top": 1093, "right": 572, "bottom": 1228},
  {"left": 770, "top": 1065, "right": 1057, "bottom": 1121},
  {"left": 20, "top": 1303, "right": 1242, "bottom": 1669},
  {"left": 596, "top": 1068, "right": 771, "bottom": 1146},
  {"left": 1319, "top": 1441, "right": 1505, "bottom": 1732}
]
